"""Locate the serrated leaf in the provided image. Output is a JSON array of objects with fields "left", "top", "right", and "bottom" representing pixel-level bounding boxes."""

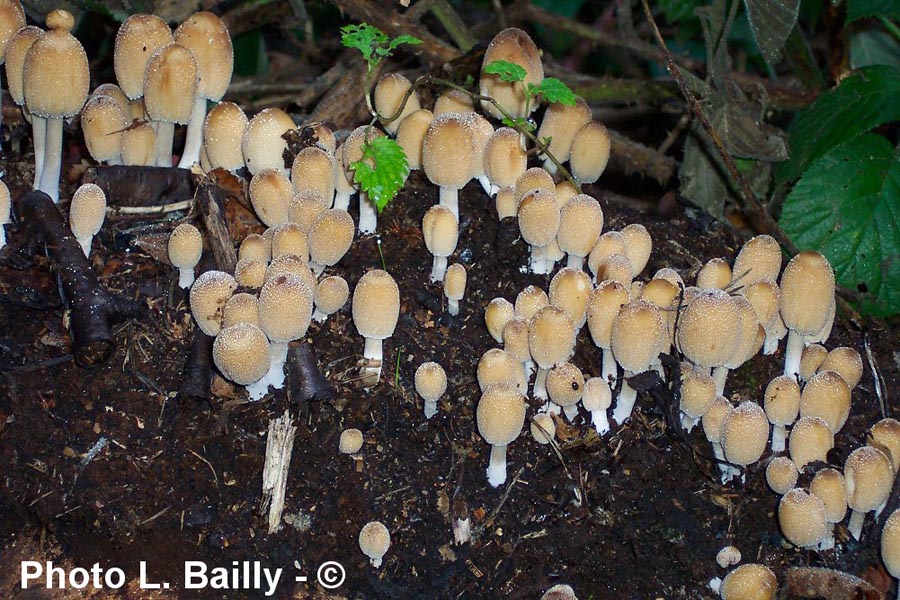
[
  {"left": 529, "top": 78, "right": 577, "bottom": 105},
  {"left": 743, "top": 0, "right": 800, "bottom": 64},
  {"left": 776, "top": 65, "right": 900, "bottom": 185},
  {"left": 389, "top": 34, "right": 423, "bottom": 50},
  {"left": 351, "top": 136, "right": 409, "bottom": 213},
  {"left": 850, "top": 30, "right": 900, "bottom": 70},
  {"left": 483, "top": 60, "right": 527, "bottom": 83},
  {"left": 780, "top": 133, "right": 900, "bottom": 317},
  {"left": 847, "top": 0, "right": 900, "bottom": 23}
]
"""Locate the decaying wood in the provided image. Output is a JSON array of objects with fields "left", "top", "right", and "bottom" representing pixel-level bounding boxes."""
[
  {"left": 177, "top": 329, "right": 214, "bottom": 405},
  {"left": 261, "top": 409, "right": 297, "bottom": 534},
  {"left": 83, "top": 166, "right": 195, "bottom": 209},
  {"left": 195, "top": 182, "right": 238, "bottom": 276},
  {"left": 308, "top": 59, "right": 373, "bottom": 129},
  {"left": 607, "top": 128, "right": 677, "bottom": 185},
  {"left": 785, "top": 567, "right": 882, "bottom": 600},
  {"left": 287, "top": 341, "right": 337, "bottom": 406}
]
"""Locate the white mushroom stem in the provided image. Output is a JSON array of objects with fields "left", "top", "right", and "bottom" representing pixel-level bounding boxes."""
[
  {"left": 771, "top": 424, "right": 788, "bottom": 453},
  {"left": 447, "top": 297, "right": 460, "bottom": 316},
  {"left": 563, "top": 404, "right": 578, "bottom": 422},
  {"left": 523, "top": 359, "right": 535, "bottom": 381},
  {"left": 423, "top": 399, "right": 437, "bottom": 419},
  {"left": 680, "top": 413, "right": 699, "bottom": 433},
  {"left": 486, "top": 443, "right": 508, "bottom": 488},
  {"left": 309, "top": 261, "right": 325, "bottom": 278},
  {"left": 439, "top": 187, "right": 459, "bottom": 221},
  {"left": 333, "top": 190, "right": 352, "bottom": 211},
  {"left": 31, "top": 115, "right": 46, "bottom": 190},
  {"left": 177, "top": 96, "right": 206, "bottom": 169},
  {"left": 358, "top": 191, "right": 378, "bottom": 234},
  {"left": 489, "top": 183, "right": 499, "bottom": 197},
  {"left": 154, "top": 121, "right": 175, "bottom": 167},
  {"left": 541, "top": 155, "right": 558, "bottom": 175},
  {"left": 246, "top": 377, "right": 269, "bottom": 401},
  {"left": 591, "top": 408, "right": 610, "bottom": 435},
  {"left": 0, "top": 227, "right": 6, "bottom": 249},
  {"left": 178, "top": 266, "right": 196, "bottom": 289},
  {"left": 430, "top": 255, "right": 448, "bottom": 283},
  {"left": 848, "top": 509, "right": 866, "bottom": 541},
  {"left": 312, "top": 308, "right": 329, "bottom": 323},
  {"left": 612, "top": 371, "right": 638, "bottom": 425},
  {"left": 533, "top": 366, "right": 549, "bottom": 400},
  {"left": 712, "top": 366, "right": 729, "bottom": 396},
  {"left": 545, "top": 401, "right": 560, "bottom": 415},
  {"left": 530, "top": 244, "right": 551, "bottom": 275},
  {"left": 566, "top": 254, "right": 585, "bottom": 270},
  {"left": 783, "top": 329, "right": 805, "bottom": 380},
  {"left": 453, "top": 517, "right": 471, "bottom": 545},
  {"left": 370, "top": 556, "right": 383, "bottom": 569},
  {"left": 38, "top": 117, "right": 63, "bottom": 203},
  {"left": 363, "top": 336, "right": 383, "bottom": 387},
  {"left": 602, "top": 349, "right": 618, "bottom": 390},
  {"left": 818, "top": 523, "right": 835, "bottom": 551},
  {"left": 711, "top": 441, "right": 733, "bottom": 483},
  {"left": 264, "top": 341, "right": 289, "bottom": 390},
  {"left": 477, "top": 174, "right": 492, "bottom": 196},
  {"left": 763, "top": 332, "right": 780, "bottom": 355},
  {"left": 75, "top": 236, "right": 93, "bottom": 258}
]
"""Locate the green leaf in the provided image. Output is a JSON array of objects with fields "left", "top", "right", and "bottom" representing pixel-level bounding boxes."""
[
  {"left": 775, "top": 64, "right": 900, "bottom": 185},
  {"left": 232, "top": 30, "right": 269, "bottom": 77},
  {"left": 780, "top": 134, "right": 900, "bottom": 316},
  {"left": 500, "top": 116, "right": 535, "bottom": 132},
  {"left": 483, "top": 60, "right": 527, "bottom": 83},
  {"left": 743, "top": 0, "right": 800, "bottom": 64},
  {"left": 850, "top": 30, "right": 900, "bottom": 70},
  {"left": 658, "top": 0, "right": 706, "bottom": 23},
  {"left": 351, "top": 136, "right": 409, "bottom": 213},
  {"left": 340, "top": 23, "right": 388, "bottom": 71},
  {"left": 847, "top": 0, "right": 900, "bottom": 23},
  {"left": 389, "top": 34, "right": 423, "bottom": 51},
  {"left": 528, "top": 78, "right": 577, "bottom": 105}
]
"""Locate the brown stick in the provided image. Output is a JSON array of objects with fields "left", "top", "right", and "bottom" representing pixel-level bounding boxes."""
[
  {"left": 83, "top": 166, "right": 196, "bottom": 209},
  {"left": 195, "top": 182, "right": 238, "bottom": 276},
  {"left": 608, "top": 128, "right": 676, "bottom": 184}
]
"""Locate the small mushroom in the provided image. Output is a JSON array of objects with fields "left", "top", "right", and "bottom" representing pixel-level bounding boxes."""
[
  {"left": 610, "top": 299, "right": 665, "bottom": 425},
  {"left": 373, "top": 72, "right": 420, "bottom": 135},
  {"left": 546, "top": 362, "right": 584, "bottom": 420},
  {"left": 779, "top": 251, "right": 835, "bottom": 379},
  {"left": 788, "top": 416, "right": 833, "bottom": 471},
  {"left": 222, "top": 292, "right": 259, "bottom": 328},
  {"left": 541, "top": 584, "right": 578, "bottom": 600},
  {"left": 548, "top": 267, "right": 592, "bottom": 330},
  {"left": 779, "top": 488, "right": 827, "bottom": 548},
  {"left": 819, "top": 346, "right": 863, "bottom": 389},
  {"left": 143, "top": 43, "right": 198, "bottom": 167},
  {"left": 242, "top": 107, "right": 295, "bottom": 176},
  {"left": 415, "top": 361, "right": 447, "bottom": 419},
  {"left": 476, "top": 382, "right": 526, "bottom": 487},
  {"left": 484, "top": 297, "right": 515, "bottom": 343},
  {"left": 189, "top": 270, "right": 237, "bottom": 336},
  {"left": 870, "top": 418, "right": 900, "bottom": 473},
  {"left": 569, "top": 121, "right": 611, "bottom": 184},
  {"left": 530, "top": 412, "right": 556, "bottom": 445},
  {"left": 257, "top": 272, "right": 314, "bottom": 391},
  {"left": 422, "top": 204, "right": 458, "bottom": 283},
  {"left": 536, "top": 97, "right": 592, "bottom": 174},
  {"left": 586, "top": 280, "right": 629, "bottom": 389},
  {"left": 719, "top": 564, "right": 777, "bottom": 600},
  {"left": 68, "top": 183, "right": 106, "bottom": 258},
  {"left": 167, "top": 223, "right": 203, "bottom": 288},
  {"left": 557, "top": 194, "right": 603, "bottom": 271},
  {"left": 352, "top": 269, "right": 400, "bottom": 387},
  {"left": 203, "top": 102, "right": 248, "bottom": 172},
  {"left": 696, "top": 257, "right": 732, "bottom": 290},
  {"left": 798, "top": 343, "right": 828, "bottom": 382},
  {"left": 581, "top": 377, "right": 612, "bottom": 435},
  {"left": 845, "top": 445, "right": 894, "bottom": 540},
  {"left": 731, "top": 234, "right": 782, "bottom": 288},
  {"left": 250, "top": 169, "right": 293, "bottom": 227},
  {"left": 114, "top": 14, "right": 173, "bottom": 101},
  {"left": 483, "top": 127, "right": 527, "bottom": 196},
  {"left": 290, "top": 147, "right": 336, "bottom": 207},
  {"left": 343, "top": 125, "right": 390, "bottom": 234},
  {"left": 799, "top": 370, "right": 852, "bottom": 434},
  {"left": 213, "top": 323, "right": 270, "bottom": 399},
  {"left": 529, "top": 306, "right": 576, "bottom": 400},
  {"left": 703, "top": 395, "right": 733, "bottom": 481},
  {"left": 339, "top": 428, "right": 363, "bottom": 454},
  {"left": 308, "top": 208, "right": 354, "bottom": 276},
  {"left": 518, "top": 188, "right": 561, "bottom": 275},
  {"left": 358, "top": 521, "right": 390, "bottom": 568},
  {"left": 765, "top": 456, "right": 798, "bottom": 495},
  {"left": 763, "top": 375, "right": 801, "bottom": 453},
  {"left": 679, "top": 368, "right": 716, "bottom": 433},
  {"left": 502, "top": 317, "right": 533, "bottom": 379},
  {"left": 395, "top": 108, "right": 433, "bottom": 171},
  {"left": 422, "top": 113, "right": 473, "bottom": 220},
  {"left": 479, "top": 28, "right": 543, "bottom": 120},
  {"left": 477, "top": 348, "right": 527, "bottom": 395},
  {"left": 270, "top": 222, "right": 308, "bottom": 262},
  {"left": 720, "top": 401, "right": 769, "bottom": 483},
  {"left": 312, "top": 275, "right": 349, "bottom": 323},
  {"left": 514, "top": 285, "right": 549, "bottom": 321},
  {"left": 444, "top": 263, "right": 467, "bottom": 316},
  {"left": 81, "top": 94, "right": 128, "bottom": 165},
  {"left": 809, "top": 467, "right": 847, "bottom": 550}
]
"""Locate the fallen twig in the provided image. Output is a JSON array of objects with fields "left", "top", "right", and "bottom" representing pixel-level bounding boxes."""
[
  {"left": 195, "top": 182, "right": 238, "bottom": 276},
  {"left": 261, "top": 409, "right": 297, "bottom": 534},
  {"left": 864, "top": 336, "right": 888, "bottom": 419},
  {"left": 106, "top": 199, "right": 193, "bottom": 216}
]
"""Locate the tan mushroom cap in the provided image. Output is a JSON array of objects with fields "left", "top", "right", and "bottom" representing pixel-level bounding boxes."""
[
  {"left": 820, "top": 347, "right": 863, "bottom": 389},
  {"left": 444, "top": 263, "right": 467, "bottom": 301},
  {"left": 358, "top": 521, "right": 391, "bottom": 567},
  {"left": 640, "top": 278, "right": 679, "bottom": 346},
  {"left": 190, "top": 270, "right": 237, "bottom": 336},
  {"left": 502, "top": 318, "right": 531, "bottom": 365},
  {"left": 731, "top": 234, "right": 782, "bottom": 288},
  {"left": 799, "top": 370, "right": 852, "bottom": 433},
  {"left": 242, "top": 107, "right": 296, "bottom": 175},
  {"left": 537, "top": 97, "right": 592, "bottom": 165},
  {"left": 740, "top": 278, "right": 781, "bottom": 332},
  {"left": 301, "top": 121, "right": 335, "bottom": 155},
  {"left": 529, "top": 306, "right": 577, "bottom": 369},
  {"left": 799, "top": 343, "right": 828, "bottom": 382},
  {"left": 270, "top": 222, "right": 309, "bottom": 261},
  {"left": 514, "top": 285, "right": 549, "bottom": 321},
  {"left": 5, "top": 26, "right": 42, "bottom": 106},
  {"left": 593, "top": 253, "right": 634, "bottom": 287},
  {"left": 581, "top": 377, "right": 612, "bottom": 412},
  {"left": 703, "top": 395, "right": 733, "bottom": 444},
  {"left": 720, "top": 563, "right": 777, "bottom": 600},
  {"left": 788, "top": 416, "right": 833, "bottom": 470},
  {"left": 143, "top": 43, "right": 197, "bottom": 124},
  {"left": 653, "top": 267, "right": 684, "bottom": 288},
  {"left": 530, "top": 412, "right": 556, "bottom": 445},
  {"left": 167, "top": 223, "right": 203, "bottom": 270},
  {"left": 264, "top": 256, "right": 314, "bottom": 298},
  {"left": 234, "top": 259, "right": 266, "bottom": 289},
  {"left": 610, "top": 299, "right": 664, "bottom": 374},
  {"left": 569, "top": 121, "right": 610, "bottom": 184},
  {"left": 518, "top": 188, "right": 561, "bottom": 248},
  {"left": 120, "top": 122, "right": 156, "bottom": 166},
  {"left": 588, "top": 231, "right": 627, "bottom": 276},
  {"left": 845, "top": 445, "right": 894, "bottom": 513},
  {"left": 463, "top": 112, "right": 494, "bottom": 180},
  {"left": 484, "top": 127, "right": 527, "bottom": 189},
  {"left": 882, "top": 508, "right": 900, "bottom": 577},
  {"left": 548, "top": 267, "right": 592, "bottom": 329},
  {"left": 779, "top": 488, "right": 827, "bottom": 548},
  {"left": 0, "top": 0, "right": 25, "bottom": 66},
  {"left": 352, "top": 269, "right": 400, "bottom": 340},
  {"left": 415, "top": 361, "right": 447, "bottom": 403},
  {"left": 222, "top": 292, "right": 260, "bottom": 328},
  {"left": 250, "top": 169, "right": 293, "bottom": 227},
  {"left": 476, "top": 382, "right": 526, "bottom": 445},
  {"left": 395, "top": 108, "right": 433, "bottom": 170},
  {"left": 339, "top": 428, "right": 364, "bottom": 454},
  {"left": 69, "top": 183, "right": 107, "bottom": 239},
  {"left": 697, "top": 258, "right": 732, "bottom": 290},
  {"left": 763, "top": 375, "right": 801, "bottom": 428},
  {"left": 485, "top": 297, "right": 515, "bottom": 343},
  {"left": 203, "top": 101, "right": 249, "bottom": 172},
  {"left": 238, "top": 233, "right": 270, "bottom": 264},
  {"left": 23, "top": 11, "right": 89, "bottom": 118},
  {"left": 422, "top": 112, "right": 475, "bottom": 190},
  {"left": 174, "top": 11, "right": 233, "bottom": 101},
  {"left": 314, "top": 275, "right": 349, "bottom": 316},
  {"left": 677, "top": 289, "right": 740, "bottom": 369},
  {"left": 514, "top": 167, "right": 556, "bottom": 204},
  {"left": 619, "top": 224, "right": 652, "bottom": 276},
  {"left": 765, "top": 456, "right": 799, "bottom": 495},
  {"left": 557, "top": 194, "right": 603, "bottom": 259},
  {"left": 780, "top": 251, "right": 835, "bottom": 336},
  {"left": 721, "top": 401, "right": 769, "bottom": 467},
  {"left": 289, "top": 190, "right": 327, "bottom": 231},
  {"left": 586, "top": 280, "right": 629, "bottom": 350},
  {"left": 258, "top": 272, "right": 314, "bottom": 343},
  {"left": 477, "top": 348, "right": 527, "bottom": 394},
  {"left": 433, "top": 88, "right": 474, "bottom": 115},
  {"left": 113, "top": 14, "right": 173, "bottom": 100},
  {"left": 290, "top": 146, "right": 336, "bottom": 202},
  {"left": 871, "top": 418, "right": 900, "bottom": 473},
  {"left": 309, "top": 209, "right": 354, "bottom": 268},
  {"left": 725, "top": 296, "right": 764, "bottom": 369},
  {"left": 422, "top": 204, "right": 459, "bottom": 258},
  {"left": 212, "top": 323, "right": 269, "bottom": 385},
  {"left": 547, "top": 362, "right": 584, "bottom": 408},
  {"left": 81, "top": 95, "right": 128, "bottom": 163},
  {"left": 479, "top": 27, "right": 543, "bottom": 119},
  {"left": 810, "top": 467, "right": 847, "bottom": 523},
  {"left": 680, "top": 369, "right": 717, "bottom": 419}
]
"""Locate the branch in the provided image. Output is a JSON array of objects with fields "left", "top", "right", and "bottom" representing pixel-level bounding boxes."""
[
  {"left": 195, "top": 182, "right": 238, "bottom": 276},
  {"left": 607, "top": 128, "right": 676, "bottom": 184}
]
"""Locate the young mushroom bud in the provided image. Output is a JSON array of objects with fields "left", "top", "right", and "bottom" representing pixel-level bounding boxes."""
[
  {"left": 290, "top": 147, "right": 336, "bottom": 206},
  {"left": 557, "top": 194, "right": 603, "bottom": 270},
  {"left": 719, "top": 564, "right": 777, "bottom": 600},
  {"left": 810, "top": 467, "right": 847, "bottom": 550},
  {"left": 569, "top": 122, "right": 610, "bottom": 184},
  {"left": 373, "top": 72, "right": 420, "bottom": 135},
  {"left": 778, "top": 488, "right": 827, "bottom": 548},
  {"left": 536, "top": 97, "right": 592, "bottom": 174},
  {"left": 530, "top": 412, "right": 556, "bottom": 445},
  {"left": 81, "top": 94, "right": 128, "bottom": 165},
  {"left": 242, "top": 107, "right": 296, "bottom": 176},
  {"left": 477, "top": 348, "right": 527, "bottom": 395},
  {"left": 339, "top": 428, "right": 363, "bottom": 454},
  {"left": 765, "top": 456, "right": 798, "bottom": 495},
  {"left": 395, "top": 108, "right": 433, "bottom": 171},
  {"left": 143, "top": 43, "right": 198, "bottom": 167},
  {"left": 819, "top": 346, "right": 863, "bottom": 389},
  {"left": 610, "top": 299, "right": 665, "bottom": 425},
  {"left": 586, "top": 280, "right": 629, "bottom": 388},
  {"left": 529, "top": 306, "right": 576, "bottom": 400},
  {"left": 444, "top": 263, "right": 467, "bottom": 316},
  {"left": 203, "top": 102, "right": 248, "bottom": 172},
  {"left": 549, "top": 267, "right": 593, "bottom": 330},
  {"left": 619, "top": 223, "right": 652, "bottom": 278},
  {"left": 312, "top": 275, "right": 349, "bottom": 323},
  {"left": 190, "top": 270, "right": 237, "bottom": 336},
  {"left": 422, "top": 113, "right": 474, "bottom": 220},
  {"left": 720, "top": 401, "right": 769, "bottom": 483},
  {"left": 696, "top": 258, "right": 732, "bottom": 290},
  {"left": 352, "top": 270, "right": 400, "bottom": 388},
  {"left": 213, "top": 323, "right": 270, "bottom": 398},
  {"left": 358, "top": 521, "right": 390, "bottom": 568},
  {"left": 422, "top": 204, "right": 458, "bottom": 283},
  {"left": 258, "top": 272, "right": 314, "bottom": 392},
  {"left": 731, "top": 234, "right": 782, "bottom": 288},
  {"left": 479, "top": 27, "right": 543, "bottom": 120},
  {"left": 546, "top": 362, "right": 584, "bottom": 421},
  {"left": 483, "top": 127, "right": 527, "bottom": 195},
  {"left": 477, "top": 382, "right": 527, "bottom": 487},
  {"left": 799, "top": 370, "right": 852, "bottom": 434},
  {"left": 679, "top": 369, "right": 716, "bottom": 433},
  {"left": 780, "top": 251, "right": 835, "bottom": 379},
  {"left": 308, "top": 209, "right": 354, "bottom": 276},
  {"left": 763, "top": 375, "right": 801, "bottom": 453},
  {"left": 518, "top": 188, "right": 561, "bottom": 274},
  {"left": 845, "top": 445, "right": 894, "bottom": 540},
  {"left": 788, "top": 416, "right": 833, "bottom": 471},
  {"left": 222, "top": 292, "right": 259, "bottom": 328},
  {"left": 415, "top": 361, "right": 447, "bottom": 419},
  {"left": 882, "top": 509, "right": 900, "bottom": 580},
  {"left": 581, "top": 377, "right": 612, "bottom": 435},
  {"left": 270, "top": 223, "right": 309, "bottom": 262},
  {"left": 167, "top": 223, "right": 203, "bottom": 288},
  {"left": 250, "top": 169, "right": 293, "bottom": 227},
  {"left": 68, "top": 183, "right": 107, "bottom": 258},
  {"left": 485, "top": 297, "right": 515, "bottom": 343}
]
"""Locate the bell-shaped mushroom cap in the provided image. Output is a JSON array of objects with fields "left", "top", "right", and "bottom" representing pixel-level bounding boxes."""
[
  {"left": 610, "top": 299, "right": 664, "bottom": 374},
  {"left": 569, "top": 122, "right": 610, "bottom": 184},
  {"left": 120, "top": 121, "right": 156, "bottom": 166},
  {"left": 820, "top": 347, "right": 863, "bottom": 389},
  {"left": 547, "top": 362, "right": 584, "bottom": 408},
  {"left": 484, "top": 127, "right": 527, "bottom": 189},
  {"left": 212, "top": 323, "right": 269, "bottom": 385},
  {"left": 845, "top": 445, "right": 894, "bottom": 513},
  {"left": 619, "top": 223, "right": 652, "bottom": 276},
  {"left": 731, "top": 234, "right": 782, "bottom": 288},
  {"left": 309, "top": 209, "right": 354, "bottom": 267},
  {"left": 549, "top": 267, "right": 592, "bottom": 329},
  {"left": 593, "top": 253, "right": 634, "bottom": 287},
  {"left": 641, "top": 278, "right": 679, "bottom": 343},
  {"left": 518, "top": 188, "right": 560, "bottom": 249},
  {"left": 289, "top": 191, "right": 327, "bottom": 233},
  {"left": 720, "top": 563, "right": 777, "bottom": 600},
  {"left": 242, "top": 107, "right": 296, "bottom": 176},
  {"left": 514, "top": 167, "right": 556, "bottom": 204},
  {"left": 798, "top": 343, "right": 828, "bottom": 382},
  {"left": 352, "top": 269, "right": 400, "bottom": 340},
  {"left": 581, "top": 377, "right": 612, "bottom": 412},
  {"left": 537, "top": 97, "right": 592, "bottom": 165},
  {"left": 234, "top": 259, "right": 266, "bottom": 289},
  {"left": 586, "top": 280, "right": 629, "bottom": 350},
  {"left": 415, "top": 361, "right": 447, "bottom": 403},
  {"left": 555, "top": 181, "right": 579, "bottom": 206},
  {"left": 433, "top": 88, "right": 474, "bottom": 115},
  {"left": 264, "top": 253, "right": 314, "bottom": 288},
  {"left": 463, "top": 112, "right": 493, "bottom": 178},
  {"left": 114, "top": 14, "right": 173, "bottom": 100},
  {"left": 799, "top": 370, "right": 852, "bottom": 433},
  {"left": 290, "top": 146, "right": 336, "bottom": 202},
  {"left": 477, "top": 382, "right": 526, "bottom": 445},
  {"left": 168, "top": 223, "right": 203, "bottom": 270},
  {"left": 725, "top": 297, "right": 764, "bottom": 369},
  {"left": 174, "top": 11, "right": 233, "bottom": 101},
  {"left": 530, "top": 412, "right": 556, "bottom": 445},
  {"left": 81, "top": 94, "right": 128, "bottom": 164},
  {"left": 270, "top": 222, "right": 308, "bottom": 261},
  {"left": 203, "top": 101, "right": 249, "bottom": 172},
  {"left": 540, "top": 584, "right": 578, "bottom": 600},
  {"left": 23, "top": 10, "right": 89, "bottom": 118},
  {"left": 314, "top": 275, "right": 349, "bottom": 317},
  {"left": 444, "top": 263, "right": 467, "bottom": 301},
  {"left": 588, "top": 231, "right": 627, "bottom": 276},
  {"left": 258, "top": 272, "right": 314, "bottom": 343},
  {"left": 680, "top": 369, "right": 716, "bottom": 419},
  {"left": 514, "top": 285, "right": 549, "bottom": 321},
  {"left": 810, "top": 467, "right": 847, "bottom": 523},
  {"left": 529, "top": 306, "right": 576, "bottom": 370},
  {"left": 765, "top": 456, "right": 799, "bottom": 495},
  {"left": 702, "top": 395, "right": 733, "bottom": 445},
  {"left": 763, "top": 375, "right": 801, "bottom": 428},
  {"left": 871, "top": 418, "right": 900, "bottom": 473},
  {"left": 250, "top": 168, "right": 293, "bottom": 227},
  {"left": 222, "top": 292, "right": 259, "bottom": 328},
  {"left": 697, "top": 258, "right": 732, "bottom": 290},
  {"left": 780, "top": 251, "right": 835, "bottom": 336},
  {"left": 779, "top": 488, "right": 827, "bottom": 548},
  {"left": 238, "top": 233, "right": 270, "bottom": 263},
  {"left": 485, "top": 297, "right": 515, "bottom": 343},
  {"left": 422, "top": 112, "right": 475, "bottom": 190},
  {"left": 339, "top": 428, "right": 363, "bottom": 454},
  {"left": 477, "top": 348, "right": 527, "bottom": 394},
  {"left": 143, "top": 43, "right": 197, "bottom": 124},
  {"left": 557, "top": 194, "right": 603, "bottom": 259},
  {"left": 395, "top": 108, "right": 433, "bottom": 171},
  {"left": 721, "top": 401, "right": 769, "bottom": 467},
  {"left": 5, "top": 25, "right": 42, "bottom": 106},
  {"left": 479, "top": 27, "right": 543, "bottom": 119},
  {"left": 740, "top": 278, "right": 780, "bottom": 331},
  {"left": 502, "top": 317, "right": 531, "bottom": 363},
  {"left": 373, "top": 72, "right": 420, "bottom": 135},
  {"left": 358, "top": 521, "right": 391, "bottom": 568},
  {"left": 653, "top": 267, "right": 684, "bottom": 288},
  {"left": 882, "top": 509, "right": 900, "bottom": 577},
  {"left": 0, "top": 0, "right": 25, "bottom": 65},
  {"left": 788, "top": 416, "right": 833, "bottom": 470},
  {"left": 677, "top": 290, "right": 740, "bottom": 369},
  {"left": 190, "top": 270, "right": 237, "bottom": 336},
  {"left": 422, "top": 204, "right": 459, "bottom": 258},
  {"left": 69, "top": 183, "right": 107, "bottom": 240}
]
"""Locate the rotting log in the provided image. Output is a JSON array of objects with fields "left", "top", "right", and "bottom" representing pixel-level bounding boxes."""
[
  {"left": 14, "top": 190, "right": 143, "bottom": 367},
  {"left": 83, "top": 166, "right": 195, "bottom": 208}
]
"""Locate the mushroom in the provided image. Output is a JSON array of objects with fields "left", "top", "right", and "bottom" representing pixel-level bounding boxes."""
[
  {"left": 339, "top": 428, "right": 364, "bottom": 454},
  {"left": 415, "top": 361, "right": 447, "bottom": 419},
  {"left": 212, "top": 323, "right": 270, "bottom": 399},
  {"left": 540, "top": 584, "right": 579, "bottom": 600},
  {"left": 569, "top": 121, "right": 610, "bottom": 184},
  {"left": 239, "top": 233, "right": 271, "bottom": 264},
  {"left": 720, "top": 401, "right": 769, "bottom": 483},
  {"left": 222, "top": 292, "right": 259, "bottom": 328},
  {"left": 619, "top": 224, "right": 652, "bottom": 277},
  {"left": 765, "top": 456, "right": 798, "bottom": 495},
  {"left": 81, "top": 94, "right": 128, "bottom": 166},
  {"left": 713, "top": 296, "right": 763, "bottom": 395},
  {"left": 0, "top": 0, "right": 25, "bottom": 135},
  {"left": 513, "top": 166, "right": 556, "bottom": 203},
  {"left": 799, "top": 370, "right": 852, "bottom": 434},
  {"left": 778, "top": 488, "right": 827, "bottom": 548},
  {"left": 203, "top": 102, "right": 248, "bottom": 172},
  {"left": 312, "top": 275, "right": 349, "bottom": 323},
  {"left": 479, "top": 27, "right": 543, "bottom": 120},
  {"left": 290, "top": 147, "right": 336, "bottom": 207},
  {"left": 235, "top": 259, "right": 266, "bottom": 289},
  {"left": 352, "top": 270, "right": 400, "bottom": 387},
  {"left": 719, "top": 564, "right": 777, "bottom": 600},
  {"left": 882, "top": 508, "right": 900, "bottom": 580},
  {"left": 779, "top": 251, "right": 835, "bottom": 379},
  {"left": 530, "top": 412, "right": 556, "bottom": 445},
  {"left": 586, "top": 280, "right": 629, "bottom": 389},
  {"left": 679, "top": 368, "right": 716, "bottom": 432},
  {"left": 308, "top": 209, "right": 354, "bottom": 276},
  {"left": 819, "top": 346, "right": 863, "bottom": 389},
  {"left": 167, "top": 223, "right": 203, "bottom": 288},
  {"left": 870, "top": 418, "right": 900, "bottom": 473},
  {"left": 763, "top": 375, "right": 801, "bottom": 453},
  {"left": 250, "top": 169, "right": 293, "bottom": 227},
  {"left": 444, "top": 263, "right": 467, "bottom": 316},
  {"left": 257, "top": 272, "right": 314, "bottom": 391},
  {"left": 587, "top": 231, "right": 627, "bottom": 281},
  {"left": 546, "top": 362, "right": 584, "bottom": 421},
  {"left": 485, "top": 297, "right": 515, "bottom": 343},
  {"left": 433, "top": 89, "right": 474, "bottom": 115},
  {"left": 592, "top": 253, "right": 633, "bottom": 288},
  {"left": 333, "top": 143, "right": 356, "bottom": 211},
  {"left": 788, "top": 416, "right": 833, "bottom": 471},
  {"left": 68, "top": 183, "right": 106, "bottom": 258},
  {"left": 641, "top": 278, "right": 680, "bottom": 358},
  {"left": 529, "top": 306, "right": 576, "bottom": 400},
  {"left": 476, "top": 348, "right": 527, "bottom": 395},
  {"left": 23, "top": 9, "right": 89, "bottom": 203},
  {"left": 242, "top": 107, "right": 296, "bottom": 176},
  {"left": 548, "top": 267, "right": 593, "bottom": 331},
  {"left": 703, "top": 395, "right": 733, "bottom": 481},
  {"left": 270, "top": 223, "right": 309, "bottom": 262},
  {"left": 422, "top": 112, "right": 474, "bottom": 220},
  {"left": 189, "top": 270, "right": 237, "bottom": 336},
  {"left": 731, "top": 234, "right": 782, "bottom": 288},
  {"left": 120, "top": 122, "right": 156, "bottom": 166},
  {"left": 610, "top": 299, "right": 665, "bottom": 424},
  {"left": 476, "top": 382, "right": 526, "bottom": 487},
  {"left": 518, "top": 188, "right": 561, "bottom": 274},
  {"left": 798, "top": 343, "right": 828, "bottom": 382},
  {"left": 5, "top": 25, "right": 43, "bottom": 184},
  {"left": 143, "top": 43, "right": 198, "bottom": 167},
  {"left": 502, "top": 317, "right": 533, "bottom": 378},
  {"left": 483, "top": 127, "right": 527, "bottom": 196},
  {"left": 342, "top": 125, "right": 389, "bottom": 234},
  {"left": 373, "top": 72, "right": 420, "bottom": 135},
  {"left": 422, "top": 204, "right": 458, "bottom": 283},
  {"left": 358, "top": 521, "right": 390, "bottom": 568},
  {"left": 557, "top": 194, "right": 603, "bottom": 270},
  {"left": 677, "top": 289, "right": 741, "bottom": 375},
  {"left": 845, "top": 445, "right": 894, "bottom": 540},
  {"left": 514, "top": 284, "right": 549, "bottom": 321},
  {"left": 536, "top": 97, "right": 592, "bottom": 174},
  {"left": 289, "top": 191, "right": 327, "bottom": 233},
  {"left": 696, "top": 257, "right": 732, "bottom": 290},
  {"left": 395, "top": 108, "right": 433, "bottom": 171},
  {"left": 114, "top": 14, "right": 173, "bottom": 102},
  {"left": 0, "top": 179, "right": 9, "bottom": 248},
  {"left": 809, "top": 467, "right": 847, "bottom": 550},
  {"left": 739, "top": 278, "right": 784, "bottom": 355},
  {"left": 581, "top": 377, "right": 612, "bottom": 435}
]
